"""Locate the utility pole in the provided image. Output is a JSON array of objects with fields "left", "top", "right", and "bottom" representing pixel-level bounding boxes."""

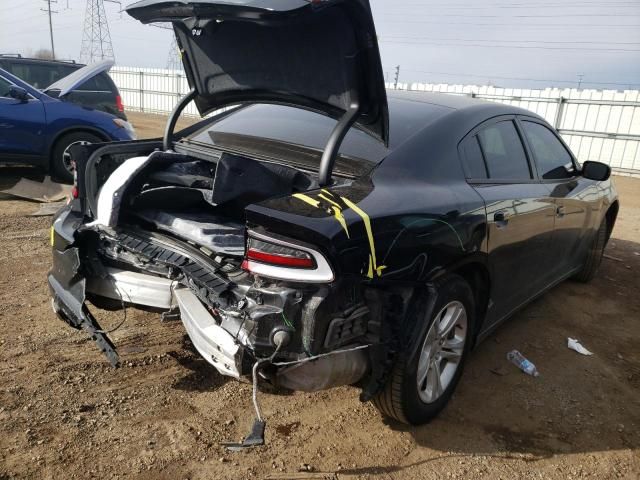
[
  {"left": 394, "top": 65, "right": 400, "bottom": 89},
  {"left": 41, "top": 0, "right": 58, "bottom": 59},
  {"left": 577, "top": 73, "right": 584, "bottom": 90}
]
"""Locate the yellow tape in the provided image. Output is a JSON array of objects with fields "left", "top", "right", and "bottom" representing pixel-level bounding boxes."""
[
  {"left": 50, "top": 226, "right": 55, "bottom": 247},
  {"left": 329, "top": 206, "right": 350, "bottom": 238},
  {"left": 292, "top": 193, "right": 321, "bottom": 208},
  {"left": 341, "top": 196, "right": 386, "bottom": 278},
  {"left": 294, "top": 192, "right": 350, "bottom": 238}
]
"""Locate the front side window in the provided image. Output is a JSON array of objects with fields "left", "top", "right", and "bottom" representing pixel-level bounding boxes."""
[
  {"left": 0, "top": 77, "right": 12, "bottom": 97},
  {"left": 477, "top": 120, "right": 531, "bottom": 180},
  {"left": 521, "top": 120, "right": 575, "bottom": 179}
]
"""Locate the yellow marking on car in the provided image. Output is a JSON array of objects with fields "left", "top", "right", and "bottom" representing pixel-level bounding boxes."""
[
  {"left": 293, "top": 192, "right": 350, "bottom": 238},
  {"left": 292, "top": 193, "right": 321, "bottom": 208},
  {"left": 340, "top": 196, "right": 386, "bottom": 278},
  {"left": 50, "top": 226, "right": 55, "bottom": 247},
  {"left": 317, "top": 192, "right": 350, "bottom": 238}
]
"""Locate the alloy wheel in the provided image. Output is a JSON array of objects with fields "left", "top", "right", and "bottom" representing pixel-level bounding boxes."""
[
  {"left": 416, "top": 300, "right": 468, "bottom": 404},
  {"left": 62, "top": 140, "right": 91, "bottom": 174}
]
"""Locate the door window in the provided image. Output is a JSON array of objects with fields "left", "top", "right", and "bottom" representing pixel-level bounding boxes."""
[
  {"left": 477, "top": 120, "right": 531, "bottom": 180},
  {"left": 521, "top": 120, "right": 575, "bottom": 179},
  {"left": 0, "top": 77, "right": 12, "bottom": 97},
  {"left": 460, "top": 135, "right": 488, "bottom": 179}
]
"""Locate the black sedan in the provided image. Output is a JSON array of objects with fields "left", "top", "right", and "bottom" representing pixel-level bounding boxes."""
[{"left": 48, "top": 0, "right": 618, "bottom": 441}]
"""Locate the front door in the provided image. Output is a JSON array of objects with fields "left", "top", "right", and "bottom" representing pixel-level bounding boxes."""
[
  {"left": 0, "top": 75, "right": 46, "bottom": 161},
  {"left": 518, "top": 118, "right": 594, "bottom": 276}
]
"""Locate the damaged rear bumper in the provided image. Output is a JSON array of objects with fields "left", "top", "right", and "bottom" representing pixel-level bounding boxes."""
[
  {"left": 48, "top": 205, "right": 374, "bottom": 394},
  {"left": 48, "top": 207, "right": 245, "bottom": 377}
]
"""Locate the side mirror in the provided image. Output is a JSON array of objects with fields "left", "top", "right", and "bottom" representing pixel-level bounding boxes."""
[
  {"left": 8, "top": 85, "right": 29, "bottom": 102},
  {"left": 581, "top": 161, "right": 611, "bottom": 181}
]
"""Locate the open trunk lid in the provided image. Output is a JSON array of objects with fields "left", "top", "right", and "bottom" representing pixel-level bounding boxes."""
[{"left": 125, "top": 0, "right": 389, "bottom": 146}]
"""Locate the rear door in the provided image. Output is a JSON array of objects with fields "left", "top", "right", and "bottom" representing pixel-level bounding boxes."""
[
  {"left": 0, "top": 74, "right": 46, "bottom": 161},
  {"left": 518, "top": 117, "right": 597, "bottom": 276},
  {"left": 459, "top": 116, "right": 556, "bottom": 327}
]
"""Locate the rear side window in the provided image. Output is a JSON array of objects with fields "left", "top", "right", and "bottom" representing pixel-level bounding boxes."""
[
  {"left": 477, "top": 121, "right": 531, "bottom": 180},
  {"left": 2, "top": 61, "right": 77, "bottom": 89},
  {"left": 521, "top": 120, "right": 575, "bottom": 179},
  {"left": 75, "top": 72, "right": 114, "bottom": 92},
  {"left": 460, "top": 136, "right": 488, "bottom": 179}
]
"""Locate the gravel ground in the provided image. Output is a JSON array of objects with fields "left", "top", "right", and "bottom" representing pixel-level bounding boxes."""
[{"left": 0, "top": 113, "right": 638, "bottom": 480}]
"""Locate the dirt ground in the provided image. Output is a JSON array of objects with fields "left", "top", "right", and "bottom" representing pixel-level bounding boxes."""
[{"left": 0, "top": 112, "right": 639, "bottom": 480}]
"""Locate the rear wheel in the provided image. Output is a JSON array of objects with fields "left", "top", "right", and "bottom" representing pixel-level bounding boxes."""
[
  {"left": 51, "top": 132, "right": 101, "bottom": 183},
  {"left": 573, "top": 218, "right": 608, "bottom": 283},
  {"left": 373, "top": 275, "right": 474, "bottom": 425}
]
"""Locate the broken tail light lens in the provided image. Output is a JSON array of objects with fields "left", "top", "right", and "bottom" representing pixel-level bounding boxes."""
[{"left": 246, "top": 237, "right": 316, "bottom": 269}]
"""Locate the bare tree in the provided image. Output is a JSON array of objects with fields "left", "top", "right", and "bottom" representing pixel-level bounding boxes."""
[{"left": 33, "top": 49, "right": 55, "bottom": 60}]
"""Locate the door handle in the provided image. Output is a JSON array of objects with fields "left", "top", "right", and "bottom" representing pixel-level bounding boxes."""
[
  {"left": 556, "top": 205, "right": 566, "bottom": 217},
  {"left": 494, "top": 210, "right": 510, "bottom": 225}
]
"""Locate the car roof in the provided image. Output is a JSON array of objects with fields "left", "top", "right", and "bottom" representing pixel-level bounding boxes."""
[
  {"left": 386, "top": 90, "right": 542, "bottom": 142},
  {"left": 0, "top": 55, "right": 81, "bottom": 67}
]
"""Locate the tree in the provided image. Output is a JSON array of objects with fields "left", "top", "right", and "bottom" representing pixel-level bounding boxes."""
[{"left": 33, "top": 49, "right": 55, "bottom": 60}]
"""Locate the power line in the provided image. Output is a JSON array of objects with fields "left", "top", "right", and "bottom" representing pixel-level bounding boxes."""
[
  {"left": 389, "top": 68, "right": 640, "bottom": 87},
  {"left": 378, "top": 39, "right": 640, "bottom": 52},
  {"left": 378, "top": 20, "right": 640, "bottom": 28},
  {"left": 379, "top": 12, "right": 640, "bottom": 18},
  {"left": 380, "top": 35, "right": 640, "bottom": 46},
  {"left": 384, "top": 2, "right": 640, "bottom": 9}
]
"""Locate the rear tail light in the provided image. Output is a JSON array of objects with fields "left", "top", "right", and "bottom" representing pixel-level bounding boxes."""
[
  {"left": 246, "top": 237, "right": 315, "bottom": 269},
  {"left": 115, "top": 94, "right": 124, "bottom": 112},
  {"left": 242, "top": 233, "right": 334, "bottom": 283}
]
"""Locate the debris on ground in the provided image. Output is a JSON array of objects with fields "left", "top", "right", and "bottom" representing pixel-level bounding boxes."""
[
  {"left": 507, "top": 350, "right": 539, "bottom": 376},
  {"left": 1, "top": 176, "right": 71, "bottom": 202},
  {"left": 568, "top": 338, "right": 594, "bottom": 356},
  {"left": 29, "top": 200, "right": 67, "bottom": 216}
]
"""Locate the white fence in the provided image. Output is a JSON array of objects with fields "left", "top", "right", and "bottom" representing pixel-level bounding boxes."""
[{"left": 110, "top": 66, "right": 640, "bottom": 174}]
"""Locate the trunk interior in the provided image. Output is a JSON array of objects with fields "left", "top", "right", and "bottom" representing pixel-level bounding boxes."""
[{"left": 95, "top": 149, "right": 326, "bottom": 259}]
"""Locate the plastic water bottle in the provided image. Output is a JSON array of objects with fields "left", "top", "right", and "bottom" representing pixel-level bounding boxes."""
[{"left": 507, "top": 350, "right": 539, "bottom": 377}]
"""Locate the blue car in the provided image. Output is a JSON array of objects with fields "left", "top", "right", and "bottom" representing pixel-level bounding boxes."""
[{"left": 0, "top": 60, "right": 136, "bottom": 183}]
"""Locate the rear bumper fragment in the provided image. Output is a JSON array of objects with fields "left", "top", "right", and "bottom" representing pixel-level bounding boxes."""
[{"left": 174, "top": 287, "right": 243, "bottom": 378}]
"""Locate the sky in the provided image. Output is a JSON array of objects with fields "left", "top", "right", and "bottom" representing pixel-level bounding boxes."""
[{"left": 1, "top": 0, "right": 639, "bottom": 90}]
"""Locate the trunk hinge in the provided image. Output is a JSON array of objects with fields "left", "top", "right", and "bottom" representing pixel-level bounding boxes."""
[
  {"left": 318, "top": 93, "right": 361, "bottom": 187},
  {"left": 164, "top": 88, "right": 198, "bottom": 151}
]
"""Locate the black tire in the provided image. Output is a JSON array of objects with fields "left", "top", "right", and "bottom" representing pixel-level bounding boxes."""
[
  {"left": 51, "top": 132, "right": 102, "bottom": 183},
  {"left": 573, "top": 218, "right": 608, "bottom": 283},
  {"left": 373, "top": 274, "right": 475, "bottom": 425}
]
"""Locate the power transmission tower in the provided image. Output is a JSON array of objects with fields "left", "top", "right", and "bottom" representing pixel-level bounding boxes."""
[
  {"left": 166, "top": 35, "right": 182, "bottom": 71},
  {"left": 80, "top": 0, "right": 119, "bottom": 64},
  {"left": 41, "top": 0, "right": 58, "bottom": 59},
  {"left": 394, "top": 65, "right": 400, "bottom": 89}
]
